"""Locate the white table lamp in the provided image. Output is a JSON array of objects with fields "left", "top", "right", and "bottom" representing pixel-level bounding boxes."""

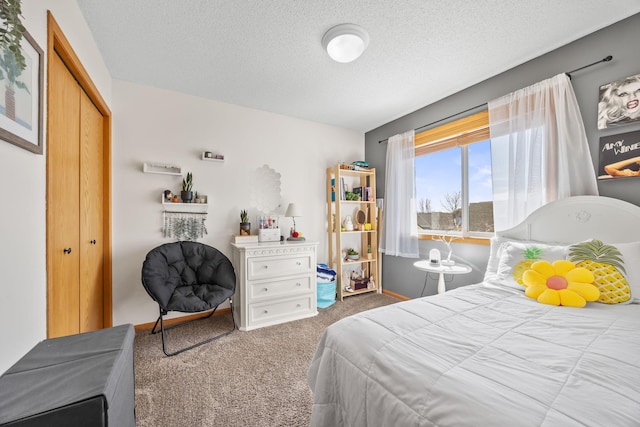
[{"left": 285, "top": 203, "right": 305, "bottom": 241}]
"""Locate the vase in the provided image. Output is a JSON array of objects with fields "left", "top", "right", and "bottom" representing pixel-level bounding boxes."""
[
  {"left": 181, "top": 191, "right": 193, "bottom": 203},
  {"left": 240, "top": 222, "right": 251, "bottom": 236}
]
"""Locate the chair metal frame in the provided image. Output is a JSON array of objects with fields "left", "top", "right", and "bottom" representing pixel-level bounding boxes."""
[{"left": 150, "top": 299, "right": 236, "bottom": 357}]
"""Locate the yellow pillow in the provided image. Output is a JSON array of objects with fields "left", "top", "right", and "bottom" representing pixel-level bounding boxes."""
[
  {"left": 522, "top": 260, "right": 599, "bottom": 308},
  {"left": 568, "top": 239, "right": 632, "bottom": 304}
]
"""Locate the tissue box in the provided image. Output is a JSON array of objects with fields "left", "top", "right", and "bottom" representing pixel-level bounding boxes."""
[{"left": 258, "top": 228, "right": 281, "bottom": 242}]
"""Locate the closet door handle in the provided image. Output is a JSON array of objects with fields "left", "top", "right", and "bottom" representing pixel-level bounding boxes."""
[
  {"left": 90, "top": 239, "right": 97, "bottom": 245},
  {"left": 63, "top": 248, "right": 72, "bottom": 254}
]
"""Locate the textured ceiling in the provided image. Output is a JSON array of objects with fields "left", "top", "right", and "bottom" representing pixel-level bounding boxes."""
[{"left": 76, "top": 1, "right": 640, "bottom": 132}]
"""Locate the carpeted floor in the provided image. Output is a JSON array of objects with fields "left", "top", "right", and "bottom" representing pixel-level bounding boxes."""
[{"left": 134, "top": 293, "right": 399, "bottom": 427}]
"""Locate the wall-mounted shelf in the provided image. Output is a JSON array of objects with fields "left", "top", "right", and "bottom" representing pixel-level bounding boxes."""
[
  {"left": 201, "top": 152, "right": 225, "bottom": 162},
  {"left": 161, "top": 195, "right": 208, "bottom": 213},
  {"left": 143, "top": 162, "right": 182, "bottom": 175}
]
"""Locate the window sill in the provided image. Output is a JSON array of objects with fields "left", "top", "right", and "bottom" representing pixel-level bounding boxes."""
[{"left": 417, "top": 234, "right": 490, "bottom": 246}]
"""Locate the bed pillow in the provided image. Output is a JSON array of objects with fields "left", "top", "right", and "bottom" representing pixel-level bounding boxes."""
[
  {"left": 494, "top": 241, "right": 569, "bottom": 290},
  {"left": 521, "top": 259, "right": 599, "bottom": 307},
  {"left": 484, "top": 236, "right": 514, "bottom": 281},
  {"left": 567, "top": 239, "right": 637, "bottom": 304},
  {"left": 484, "top": 236, "right": 543, "bottom": 283},
  {"left": 612, "top": 241, "right": 640, "bottom": 303}
]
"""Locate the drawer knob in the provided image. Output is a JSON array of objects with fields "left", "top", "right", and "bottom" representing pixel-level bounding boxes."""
[
  {"left": 296, "top": 304, "right": 301, "bottom": 308},
  {"left": 296, "top": 261, "right": 301, "bottom": 265},
  {"left": 263, "top": 287, "right": 269, "bottom": 292},
  {"left": 263, "top": 310, "right": 269, "bottom": 314},
  {"left": 296, "top": 282, "right": 301, "bottom": 286},
  {"left": 263, "top": 265, "right": 269, "bottom": 269}
]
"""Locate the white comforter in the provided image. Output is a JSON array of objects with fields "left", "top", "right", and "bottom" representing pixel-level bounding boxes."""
[{"left": 308, "top": 285, "right": 640, "bottom": 426}]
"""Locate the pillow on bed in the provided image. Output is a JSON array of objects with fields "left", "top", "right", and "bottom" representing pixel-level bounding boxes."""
[
  {"left": 522, "top": 259, "right": 599, "bottom": 307},
  {"left": 612, "top": 241, "right": 640, "bottom": 304},
  {"left": 494, "top": 241, "right": 568, "bottom": 290},
  {"left": 484, "top": 236, "right": 551, "bottom": 283},
  {"left": 566, "top": 239, "right": 636, "bottom": 304},
  {"left": 484, "top": 236, "right": 515, "bottom": 281}
]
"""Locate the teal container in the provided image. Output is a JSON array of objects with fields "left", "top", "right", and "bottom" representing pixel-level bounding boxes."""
[{"left": 317, "top": 281, "right": 336, "bottom": 309}]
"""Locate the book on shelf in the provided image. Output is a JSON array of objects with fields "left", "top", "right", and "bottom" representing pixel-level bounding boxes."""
[
  {"left": 331, "top": 178, "right": 335, "bottom": 201},
  {"left": 340, "top": 177, "right": 346, "bottom": 200}
]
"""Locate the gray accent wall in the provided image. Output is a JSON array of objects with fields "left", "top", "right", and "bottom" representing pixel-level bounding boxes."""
[{"left": 365, "top": 13, "right": 640, "bottom": 299}]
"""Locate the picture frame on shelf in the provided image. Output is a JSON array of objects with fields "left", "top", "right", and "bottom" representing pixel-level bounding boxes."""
[{"left": 0, "top": 30, "right": 44, "bottom": 154}]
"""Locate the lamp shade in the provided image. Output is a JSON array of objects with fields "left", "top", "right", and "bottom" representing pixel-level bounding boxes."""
[
  {"left": 285, "top": 203, "right": 302, "bottom": 218},
  {"left": 322, "top": 24, "right": 369, "bottom": 63}
]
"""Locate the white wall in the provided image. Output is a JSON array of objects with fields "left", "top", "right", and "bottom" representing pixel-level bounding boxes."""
[
  {"left": 111, "top": 80, "right": 363, "bottom": 326},
  {"left": 0, "top": 3, "right": 362, "bottom": 373},
  {"left": 0, "top": 2, "right": 112, "bottom": 373}
]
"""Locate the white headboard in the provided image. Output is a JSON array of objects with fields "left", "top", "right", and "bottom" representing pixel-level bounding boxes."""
[{"left": 497, "top": 196, "right": 640, "bottom": 244}]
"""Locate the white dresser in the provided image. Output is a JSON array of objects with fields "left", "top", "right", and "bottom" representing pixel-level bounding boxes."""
[{"left": 231, "top": 241, "right": 318, "bottom": 331}]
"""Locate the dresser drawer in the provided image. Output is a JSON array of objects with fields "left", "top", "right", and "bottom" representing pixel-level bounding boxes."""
[
  {"left": 249, "top": 296, "right": 314, "bottom": 325},
  {"left": 247, "top": 254, "right": 312, "bottom": 280},
  {"left": 249, "top": 276, "right": 312, "bottom": 302}
]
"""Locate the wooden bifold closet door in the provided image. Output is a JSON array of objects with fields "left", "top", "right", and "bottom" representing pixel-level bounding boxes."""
[
  {"left": 47, "top": 51, "right": 105, "bottom": 337},
  {"left": 46, "top": 12, "right": 112, "bottom": 339}
]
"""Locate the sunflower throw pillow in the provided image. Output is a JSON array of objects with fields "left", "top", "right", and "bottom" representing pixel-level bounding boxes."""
[{"left": 522, "top": 260, "right": 599, "bottom": 308}]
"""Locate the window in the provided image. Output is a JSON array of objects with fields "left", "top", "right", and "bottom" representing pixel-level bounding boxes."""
[{"left": 414, "top": 111, "right": 494, "bottom": 237}]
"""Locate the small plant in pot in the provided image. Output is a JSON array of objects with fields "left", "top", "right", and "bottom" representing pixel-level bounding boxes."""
[
  {"left": 367, "top": 244, "right": 373, "bottom": 259},
  {"left": 240, "top": 209, "right": 251, "bottom": 235},
  {"left": 181, "top": 172, "right": 193, "bottom": 203},
  {"left": 346, "top": 248, "right": 359, "bottom": 261}
]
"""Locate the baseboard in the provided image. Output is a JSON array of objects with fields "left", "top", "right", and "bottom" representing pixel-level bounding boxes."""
[
  {"left": 381, "top": 289, "right": 410, "bottom": 301},
  {"left": 134, "top": 307, "right": 232, "bottom": 331},
  {"left": 135, "top": 292, "right": 405, "bottom": 331}
]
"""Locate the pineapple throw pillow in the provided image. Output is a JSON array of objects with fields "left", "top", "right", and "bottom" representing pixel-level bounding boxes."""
[
  {"left": 521, "top": 260, "right": 599, "bottom": 307},
  {"left": 495, "top": 242, "right": 568, "bottom": 290},
  {"left": 567, "top": 240, "right": 633, "bottom": 304}
]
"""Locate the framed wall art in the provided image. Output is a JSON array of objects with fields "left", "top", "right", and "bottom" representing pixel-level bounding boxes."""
[
  {"left": 0, "top": 30, "right": 43, "bottom": 154},
  {"left": 597, "top": 72, "right": 640, "bottom": 130},
  {"left": 598, "top": 129, "right": 640, "bottom": 179}
]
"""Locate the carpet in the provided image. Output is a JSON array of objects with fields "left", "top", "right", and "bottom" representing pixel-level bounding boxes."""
[{"left": 134, "top": 292, "right": 399, "bottom": 427}]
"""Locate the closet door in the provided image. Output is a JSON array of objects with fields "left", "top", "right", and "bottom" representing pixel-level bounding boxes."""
[
  {"left": 47, "top": 52, "right": 81, "bottom": 337},
  {"left": 79, "top": 90, "right": 104, "bottom": 332},
  {"left": 47, "top": 11, "right": 112, "bottom": 339}
]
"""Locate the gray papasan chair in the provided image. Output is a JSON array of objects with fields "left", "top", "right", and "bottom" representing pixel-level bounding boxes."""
[{"left": 141, "top": 241, "right": 236, "bottom": 356}]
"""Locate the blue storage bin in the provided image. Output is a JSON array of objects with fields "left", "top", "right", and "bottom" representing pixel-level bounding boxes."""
[{"left": 317, "top": 280, "right": 336, "bottom": 309}]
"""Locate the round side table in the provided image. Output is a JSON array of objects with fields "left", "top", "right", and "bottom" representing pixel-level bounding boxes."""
[{"left": 413, "top": 260, "right": 472, "bottom": 294}]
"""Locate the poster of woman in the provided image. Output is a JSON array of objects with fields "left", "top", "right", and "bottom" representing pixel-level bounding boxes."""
[
  {"left": 597, "top": 73, "right": 640, "bottom": 129},
  {"left": 598, "top": 129, "right": 640, "bottom": 179}
]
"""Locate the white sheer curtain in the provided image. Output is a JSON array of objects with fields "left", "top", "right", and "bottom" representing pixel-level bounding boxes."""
[
  {"left": 489, "top": 73, "right": 598, "bottom": 231},
  {"left": 380, "top": 130, "right": 419, "bottom": 258}
]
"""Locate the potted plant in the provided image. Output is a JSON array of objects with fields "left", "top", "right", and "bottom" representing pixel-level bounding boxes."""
[
  {"left": 366, "top": 244, "right": 373, "bottom": 259},
  {"left": 181, "top": 172, "right": 193, "bottom": 203},
  {"left": 346, "top": 248, "right": 359, "bottom": 261},
  {"left": 240, "top": 209, "right": 251, "bottom": 235}
]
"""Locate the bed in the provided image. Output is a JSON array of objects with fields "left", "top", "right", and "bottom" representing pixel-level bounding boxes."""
[{"left": 308, "top": 196, "right": 640, "bottom": 426}]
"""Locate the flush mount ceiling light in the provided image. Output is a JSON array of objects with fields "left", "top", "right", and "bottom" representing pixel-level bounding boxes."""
[{"left": 322, "top": 23, "right": 369, "bottom": 63}]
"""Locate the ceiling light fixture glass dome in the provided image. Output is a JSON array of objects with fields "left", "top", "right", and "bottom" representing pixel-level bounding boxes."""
[{"left": 322, "top": 23, "right": 369, "bottom": 63}]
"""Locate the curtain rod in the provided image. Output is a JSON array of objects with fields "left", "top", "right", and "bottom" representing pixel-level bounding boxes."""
[{"left": 378, "top": 55, "right": 613, "bottom": 143}]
